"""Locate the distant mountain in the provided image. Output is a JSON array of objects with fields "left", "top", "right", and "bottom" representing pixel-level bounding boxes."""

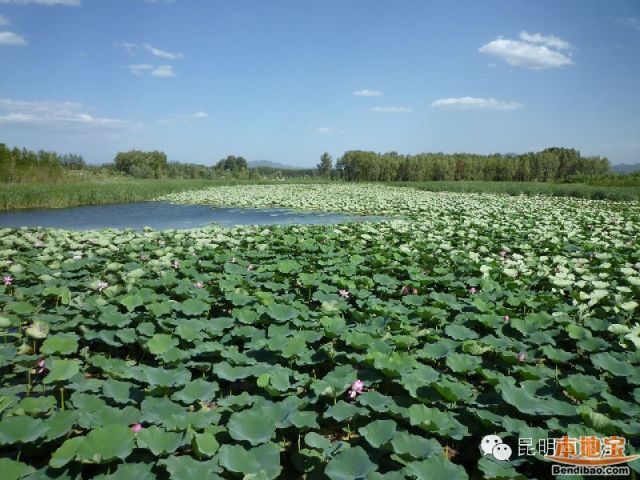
[
  {"left": 612, "top": 163, "right": 640, "bottom": 174},
  {"left": 248, "top": 160, "right": 298, "bottom": 170}
]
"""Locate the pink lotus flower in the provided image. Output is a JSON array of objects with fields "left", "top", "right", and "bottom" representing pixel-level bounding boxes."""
[
  {"left": 348, "top": 379, "right": 364, "bottom": 399},
  {"left": 468, "top": 287, "right": 477, "bottom": 294},
  {"left": 3, "top": 275, "right": 13, "bottom": 286},
  {"left": 140, "top": 255, "right": 148, "bottom": 261},
  {"left": 339, "top": 289, "right": 350, "bottom": 298},
  {"left": 518, "top": 352, "right": 526, "bottom": 363},
  {"left": 194, "top": 281, "right": 204, "bottom": 289},
  {"left": 36, "top": 359, "right": 46, "bottom": 374},
  {"left": 503, "top": 315, "right": 510, "bottom": 322},
  {"left": 131, "top": 423, "right": 143, "bottom": 433},
  {"left": 500, "top": 250, "right": 507, "bottom": 257},
  {"left": 97, "top": 280, "right": 109, "bottom": 292}
]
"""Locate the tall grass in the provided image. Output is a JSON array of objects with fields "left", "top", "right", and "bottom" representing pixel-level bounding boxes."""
[
  {"left": 0, "top": 179, "right": 225, "bottom": 210},
  {"left": 390, "top": 181, "right": 640, "bottom": 201},
  {"left": 0, "top": 178, "right": 335, "bottom": 210}
]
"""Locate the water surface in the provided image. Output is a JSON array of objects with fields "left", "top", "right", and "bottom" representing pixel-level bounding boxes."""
[{"left": 0, "top": 202, "right": 381, "bottom": 230}]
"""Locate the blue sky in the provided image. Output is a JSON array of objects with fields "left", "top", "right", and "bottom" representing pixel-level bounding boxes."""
[{"left": 0, "top": 0, "right": 639, "bottom": 166}]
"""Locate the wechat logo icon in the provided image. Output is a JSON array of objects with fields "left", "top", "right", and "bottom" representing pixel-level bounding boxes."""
[{"left": 481, "top": 435, "right": 512, "bottom": 461}]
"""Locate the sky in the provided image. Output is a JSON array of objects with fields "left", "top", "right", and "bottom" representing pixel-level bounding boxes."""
[{"left": 0, "top": 0, "right": 639, "bottom": 167}]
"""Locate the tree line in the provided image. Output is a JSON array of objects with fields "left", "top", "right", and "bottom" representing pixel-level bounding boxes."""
[
  {"left": 331, "top": 148, "right": 610, "bottom": 182},
  {"left": 0, "top": 143, "right": 624, "bottom": 185},
  {"left": 0, "top": 144, "right": 86, "bottom": 183}
]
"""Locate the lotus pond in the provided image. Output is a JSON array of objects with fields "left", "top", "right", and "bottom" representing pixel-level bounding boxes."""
[{"left": 0, "top": 184, "right": 639, "bottom": 479}]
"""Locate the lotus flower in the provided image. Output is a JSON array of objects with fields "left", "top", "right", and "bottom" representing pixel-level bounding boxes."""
[
  {"left": 194, "top": 281, "right": 204, "bottom": 289},
  {"left": 348, "top": 379, "right": 364, "bottom": 399},
  {"left": 131, "top": 423, "right": 143, "bottom": 433},
  {"left": 231, "top": 257, "right": 237, "bottom": 263},
  {"left": 339, "top": 289, "right": 350, "bottom": 298},
  {"left": 247, "top": 264, "right": 254, "bottom": 271},
  {"left": 34, "top": 241, "right": 44, "bottom": 248},
  {"left": 36, "top": 359, "right": 46, "bottom": 374},
  {"left": 97, "top": 280, "right": 109, "bottom": 292},
  {"left": 518, "top": 352, "right": 526, "bottom": 363},
  {"left": 171, "top": 260, "right": 180, "bottom": 269},
  {"left": 140, "top": 255, "right": 148, "bottom": 261},
  {"left": 468, "top": 287, "right": 477, "bottom": 294},
  {"left": 3, "top": 275, "right": 13, "bottom": 286},
  {"left": 72, "top": 254, "right": 82, "bottom": 260},
  {"left": 500, "top": 250, "right": 507, "bottom": 257},
  {"left": 503, "top": 315, "right": 510, "bottom": 322}
]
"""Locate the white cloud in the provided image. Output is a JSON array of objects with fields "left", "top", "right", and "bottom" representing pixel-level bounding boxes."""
[
  {"left": 151, "top": 65, "right": 175, "bottom": 77},
  {"left": 0, "top": 98, "right": 137, "bottom": 130},
  {"left": 0, "top": 0, "right": 80, "bottom": 5},
  {"left": 353, "top": 89, "right": 383, "bottom": 97},
  {"left": 315, "top": 126, "right": 332, "bottom": 134},
  {"left": 371, "top": 106, "right": 412, "bottom": 113},
  {"left": 616, "top": 17, "right": 640, "bottom": 31},
  {"left": 431, "top": 96, "right": 523, "bottom": 111},
  {"left": 479, "top": 32, "right": 574, "bottom": 70},
  {"left": 519, "top": 31, "right": 572, "bottom": 50},
  {"left": 158, "top": 111, "right": 208, "bottom": 125},
  {"left": 143, "top": 43, "right": 182, "bottom": 59},
  {"left": 128, "top": 63, "right": 153, "bottom": 75},
  {"left": 0, "top": 14, "right": 9, "bottom": 25},
  {"left": 128, "top": 63, "right": 175, "bottom": 78},
  {"left": 0, "top": 31, "right": 27, "bottom": 45},
  {"left": 117, "top": 42, "right": 139, "bottom": 55}
]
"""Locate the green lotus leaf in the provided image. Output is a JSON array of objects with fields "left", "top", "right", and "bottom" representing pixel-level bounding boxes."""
[
  {"left": 391, "top": 432, "right": 442, "bottom": 459},
  {"left": 11, "top": 395, "right": 56, "bottom": 415},
  {"left": 76, "top": 425, "right": 135, "bottom": 463},
  {"left": 325, "top": 400, "right": 365, "bottom": 422},
  {"left": 325, "top": 446, "right": 377, "bottom": 480},
  {"left": 228, "top": 408, "right": 277, "bottom": 445},
  {"left": 172, "top": 378, "right": 219, "bottom": 404},
  {"left": 266, "top": 304, "right": 299, "bottom": 322},
  {"left": 40, "top": 333, "right": 79, "bottom": 355},
  {"left": 45, "top": 410, "right": 78, "bottom": 441},
  {"left": 218, "top": 442, "right": 281, "bottom": 479},
  {"left": 136, "top": 425, "right": 186, "bottom": 456},
  {"left": 147, "top": 333, "right": 178, "bottom": 355},
  {"left": 160, "top": 455, "right": 223, "bottom": 480},
  {"left": 180, "top": 298, "right": 210, "bottom": 316},
  {"left": 358, "top": 419, "right": 397, "bottom": 448},
  {"left": 93, "top": 462, "right": 157, "bottom": 480},
  {"left": 0, "top": 416, "right": 49, "bottom": 445},
  {"left": 477, "top": 455, "right": 526, "bottom": 480},
  {"left": 4, "top": 302, "right": 35, "bottom": 315},
  {"left": 560, "top": 374, "right": 608, "bottom": 400},
  {"left": 591, "top": 352, "right": 633, "bottom": 376},
  {"left": 119, "top": 294, "right": 144, "bottom": 312},
  {"left": 404, "top": 455, "right": 469, "bottom": 480},
  {"left": 49, "top": 436, "right": 83, "bottom": 468},
  {"left": 147, "top": 301, "right": 172, "bottom": 317},
  {"left": 43, "top": 358, "right": 81, "bottom": 383},
  {"left": 0, "top": 458, "right": 36, "bottom": 480},
  {"left": 192, "top": 431, "right": 220, "bottom": 457}
]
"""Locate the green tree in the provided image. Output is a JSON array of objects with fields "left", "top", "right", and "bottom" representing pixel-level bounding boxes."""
[{"left": 317, "top": 152, "right": 333, "bottom": 178}]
